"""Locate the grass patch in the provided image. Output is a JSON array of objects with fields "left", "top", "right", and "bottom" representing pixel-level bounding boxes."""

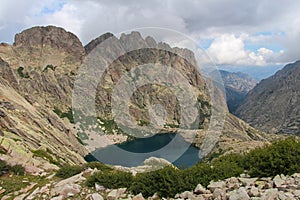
[
  {"left": 53, "top": 107, "right": 74, "bottom": 123},
  {"left": 0, "top": 174, "right": 48, "bottom": 198},
  {"left": 56, "top": 162, "right": 112, "bottom": 179},
  {"left": 32, "top": 149, "right": 61, "bottom": 167}
]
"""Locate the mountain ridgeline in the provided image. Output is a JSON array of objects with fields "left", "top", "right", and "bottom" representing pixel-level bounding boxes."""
[
  {"left": 236, "top": 60, "right": 300, "bottom": 135},
  {"left": 0, "top": 26, "right": 272, "bottom": 172}
]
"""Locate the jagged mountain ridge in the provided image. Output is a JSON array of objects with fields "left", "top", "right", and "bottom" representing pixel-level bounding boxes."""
[
  {"left": 0, "top": 26, "right": 272, "bottom": 172},
  {"left": 218, "top": 70, "right": 257, "bottom": 93},
  {"left": 236, "top": 60, "right": 300, "bottom": 135}
]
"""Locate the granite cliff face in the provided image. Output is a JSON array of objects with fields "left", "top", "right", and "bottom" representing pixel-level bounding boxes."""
[
  {"left": 0, "top": 26, "right": 87, "bottom": 172},
  {"left": 0, "top": 26, "right": 85, "bottom": 111},
  {"left": 85, "top": 31, "right": 210, "bottom": 129},
  {"left": 0, "top": 58, "right": 87, "bottom": 173},
  {"left": 0, "top": 26, "right": 271, "bottom": 172},
  {"left": 236, "top": 61, "right": 300, "bottom": 135}
]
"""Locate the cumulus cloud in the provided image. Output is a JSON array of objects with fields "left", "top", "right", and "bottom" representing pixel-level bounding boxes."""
[
  {"left": 205, "top": 34, "right": 284, "bottom": 66},
  {"left": 0, "top": 0, "right": 299, "bottom": 67}
]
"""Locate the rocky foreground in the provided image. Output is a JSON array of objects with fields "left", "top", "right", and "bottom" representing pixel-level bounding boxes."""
[{"left": 1, "top": 168, "right": 299, "bottom": 200}]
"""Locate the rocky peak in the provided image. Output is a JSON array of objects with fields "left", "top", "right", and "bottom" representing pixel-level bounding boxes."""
[
  {"left": 119, "top": 31, "right": 149, "bottom": 51},
  {"left": 14, "top": 26, "right": 85, "bottom": 60},
  {"left": 84, "top": 32, "right": 114, "bottom": 54},
  {"left": 236, "top": 60, "right": 300, "bottom": 135}
]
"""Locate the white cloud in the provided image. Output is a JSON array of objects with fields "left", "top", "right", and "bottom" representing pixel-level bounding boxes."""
[
  {"left": 0, "top": 0, "right": 299, "bottom": 67},
  {"left": 205, "top": 34, "right": 284, "bottom": 66}
]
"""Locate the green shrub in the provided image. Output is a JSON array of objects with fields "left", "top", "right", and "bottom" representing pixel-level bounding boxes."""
[
  {"left": 17, "top": 67, "right": 30, "bottom": 78},
  {"left": 11, "top": 165, "right": 25, "bottom": 176},
  {"left": 131, "top": 165, "right": 183, "bottom": 197},
  {"left": 84, "top": 162, "right": 112, "bottom": 172},
  {"left": 84, "top": 137, "right": 300, "bottom": 197},
  {"left": 53, "top": 107, "right": 74, "bottom": 123},
  {"left": 244, "top": 137, "right": 300, "bottom": 177},
  {"left": 0, "top": 160, "right": 10, "bottom": 175},
  {"left": 86, "top": 170, "right": 133, "bottom": 188},
  {"left": 211, "top": 153, "right": 244, "bottom": 180},
  {"left": 56, "top": 165, "right": 84, "bottom": 179},
  {"left": 1, "top": 161, "right": 25, "bottom": 176}
]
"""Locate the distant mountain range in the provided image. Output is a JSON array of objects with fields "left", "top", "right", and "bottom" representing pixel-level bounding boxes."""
[
  {"left": 236, "top": 60, "right": 300, "bottom": 135},
  {"left": 210, "top": 70, "right": 258, "bottom": 113},
  {"left": 219, "top": 65, "right": 284, "bottom": 80}
]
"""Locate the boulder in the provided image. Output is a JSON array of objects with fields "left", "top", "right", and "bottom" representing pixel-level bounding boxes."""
[
  {"left": 273, "top": 175, "right": 285, "bottom": 187},
  {"left": 148, "top": 193, "right": 160, "bottom": 200},
  {"left": 95, "top": 183, "right": 105, "bottom": 191},
  {"left": 107, "top": 189, "right": 118, "bottom": 200},
  {"left": 207, "top": 181, "right": 226, "bottom": 193},
  {"left": 90, "top": 193, "right": 104, "bottom": 200},
  {"left": 277, "top": 191, "right": 288, "bottom": 200},
  {"left": 194, "top": 184, "right": 211, "bottom": 194},
  {"left": 261, "top": 188, "right": 278, "bottom": 200},
  {"left": 248, "top": 186, "right": 259, "bottom": 197},
  {"left": 212, "top": 188, "right": 226, "bottom": 200},
  {"left": 292, "top": 190, "right": 300, "bottom": 197},
  {"left": 132, "top": 193, "right": 145, "bottom": 200},
  {"left": 117, "top": 187, "right": 127, "bottom": 197},
  {"left": 238, "top": 177, "right": 257, "bottom": 186},
  {"left": 229, "top": 187, "right": 250, "bottom": 200},
  {"left": 51, "top": 183, "right": 81, "bottom": 198},
  {"left": 180, "top": 191, "right": 196, "bottom": 199}
]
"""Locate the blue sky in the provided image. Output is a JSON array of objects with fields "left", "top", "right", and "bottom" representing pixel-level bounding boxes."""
[{"left": 0, "top": 0, "right": 299, "bottom": 73}]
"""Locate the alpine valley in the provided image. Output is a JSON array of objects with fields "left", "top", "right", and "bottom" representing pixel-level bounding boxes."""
[{"left": 0, "top": 26, "right": 299, "bottom": 200}]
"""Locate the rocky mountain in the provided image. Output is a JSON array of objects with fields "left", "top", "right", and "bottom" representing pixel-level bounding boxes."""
[
  {"left": 236, "top": 61, "right": 300, "bottom": 135},
  {"left": 0, "top": 25, "right": 273, "bottom": 174},
  {"left": 0, "top": 26, "right": 87, "bottom": 172},
  {"left": 210, "top": 70, "right": 257, "bottom": 113}
]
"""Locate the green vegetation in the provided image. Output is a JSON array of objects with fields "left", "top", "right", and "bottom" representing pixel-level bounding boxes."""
[
  {"left": 32, "top": 149, "right": 61, "bottom": 166},
  {"left": 100, "top": 118, "right": 124, "bottom": 134},
  {"left": 0, "top": 159, "right": 25, "bottom": 176},
  {"left": 0, "top": 160, "right": 10, "bottom": 176},
  {"left": 56, "top": 162, "right": 113, "bottom": 179},
  {"left": 53, "top": 107, "right": 74, "bottom": 123},
  {"left": 243, "top": 137, "right": 300, "bottom": 177},
  {"left": 84, "top": 137, "right": 300, "bottom": 197},
  {"left": 10, "top": 164, "right": 25, "bottom": 176},
  {"left": 0, "top": 173, "right": 49, "bottom": 198},
  {"left": 17, "top": 66, "right": 30, "bottom": 78},
  {"left": 138, "top": 120, "right": 151, "bottom": 126},
  {"left": 164, "top": 123, "right": 180, "bottom": 129},
  {"left": 56, "top": 165, "right": 84, "bottom": 179},
  {"left": 43, "top": 64, "right": 56, "bottom": 72},
  {"left": 86, "top": 170, "right": 133, "bottom": 188}
]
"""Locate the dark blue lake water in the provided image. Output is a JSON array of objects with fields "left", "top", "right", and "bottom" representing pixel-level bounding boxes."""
[{"left": 85, "top": 133, "right": 201, "bottom": 168}]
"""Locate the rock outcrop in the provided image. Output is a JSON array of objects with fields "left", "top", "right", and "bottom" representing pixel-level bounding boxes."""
[
  {"left": 5, "top": 170, "right": 300, "bottom": 200},
  {"left": 0, "top": 26, "right": 88, "bottom": 171},
  {"left": 236, "top": 60, "right": 300, "bottom": 135},
  {"left": 0, "top": 58, "right": 87, "bottom": 172}
]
